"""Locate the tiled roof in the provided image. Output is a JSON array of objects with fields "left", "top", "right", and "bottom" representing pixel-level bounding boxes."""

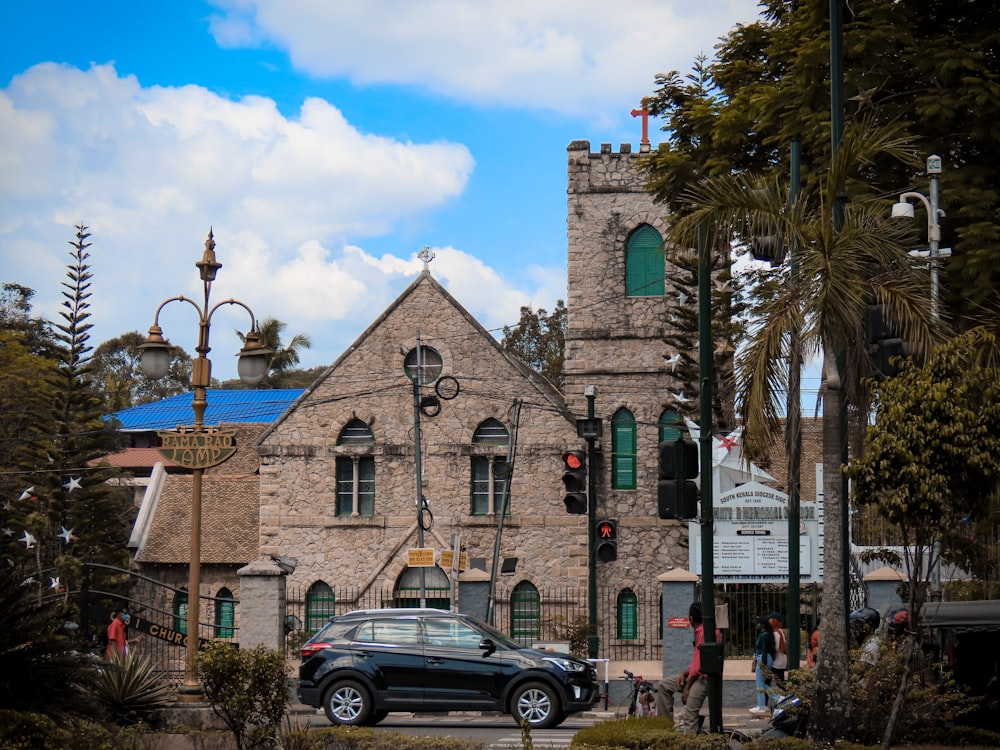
[
  {"left": 132, "top": 423, "right": 265, "bottom": 564},
  {"left": 109, "top": 389, "right": 304, "bottom": 431},
  {"left": 97, "top": 447, "right": 182, "bottom": 469}
]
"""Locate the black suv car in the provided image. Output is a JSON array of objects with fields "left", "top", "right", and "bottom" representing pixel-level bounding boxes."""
[{"left": 297, "top": 608, "right": 599, "bottom": 728}]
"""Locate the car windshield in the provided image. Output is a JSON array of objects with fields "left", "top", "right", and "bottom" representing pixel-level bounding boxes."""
[{"left": 462, "top": 615, "right": 524, "bottom": 650}]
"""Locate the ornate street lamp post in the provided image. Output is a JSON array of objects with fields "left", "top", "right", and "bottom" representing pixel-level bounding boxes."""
[{"left": 140, "top": 230, "right": 270, "bottom": 698}]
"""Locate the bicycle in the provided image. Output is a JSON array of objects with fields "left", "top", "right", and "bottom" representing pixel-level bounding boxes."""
[{"left": 623, "top": 669, "right": 656, "bottom": 717}]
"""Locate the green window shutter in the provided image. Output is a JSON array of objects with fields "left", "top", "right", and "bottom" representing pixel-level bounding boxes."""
[
  {"left": 659, "top": 409, "right": 684, "bottom": 442},
  {"left": 611, "top": 409, "right": 637, "bottom": 490},
  {"left": 174, "top": 591, "right": 188, "bottom": 635},
  {"left": 510, "top": 582, "right": 541, "bottom": 644},
  {"left": 617, "top": 589, "right": 638, "bottom": 639},
  {"left": 306, "top": 581, "right": 336, "bottom": 634},
  {"left": 214, "top": 588, "right": 235, "bottom": 638},
  {"left": 626, "top": 225, "right": 665, "bottom": 297}
]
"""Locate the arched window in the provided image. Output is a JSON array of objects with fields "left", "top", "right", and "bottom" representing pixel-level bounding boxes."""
[
  {"left": 510, "top": 581, "right": 541, "bottom": 645},
  {"left": 173, "top": 589, "right": 188, "bottom": 635},
  {"left": 659, "top": 409, "right": 684, "bottom": 442},
  {"left": 214, "top": 587, "right": 235, "bottom": 639},
  {"left": 305, "top": 581, "right": 336, "bottom": 634},
  {"left": 471, "top": 418, "right": 510, "bottom": 516},
  {"left": 335, "top": 419, "right": 375, "bottom": 517},
  {"left": 393, "top": 566, "right": 450, "bottom": 610},
  {"left": 617, "top": 589, "right": 639, "bottom": 639},
  {"left": 611, "top": 408, "right": 637, "bottom": 490},
  {"left": 625, "top": 225, "right": 665, "bottom": 297}
]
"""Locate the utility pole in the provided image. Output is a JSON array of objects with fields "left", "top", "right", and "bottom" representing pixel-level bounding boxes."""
[{"left": 585, "top": 385, "right": 599, "bottom": 658}]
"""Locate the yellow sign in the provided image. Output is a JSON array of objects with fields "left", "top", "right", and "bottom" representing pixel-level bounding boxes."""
[
  {"left": 408, "top": 548, "right": 436, "bottom": 567},
  {"left": 439, "top": 550, "right": 468, "bottom": 571},
  {"left": 157, "top": 428, "right": 236, "bottom": 469}
]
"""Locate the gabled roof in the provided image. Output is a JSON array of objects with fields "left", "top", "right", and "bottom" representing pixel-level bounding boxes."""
[
  {"left": 109, "top": 389, "right": 305, "bottom": 431},
  {"left": 259, "top": 271, "right": 573, "bottom": 442}
]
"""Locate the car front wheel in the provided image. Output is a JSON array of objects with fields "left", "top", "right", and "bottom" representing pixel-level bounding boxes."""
[
  {"left": 511, "top": 682, "right": 560, "bottom": 729},
  {"left": 323, "top": 680, "right": 373, "bottom": 726}
]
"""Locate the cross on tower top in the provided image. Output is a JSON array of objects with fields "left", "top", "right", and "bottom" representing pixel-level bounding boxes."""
[
  {"left": 418, "top": 246, "right": 436, "bottom": 271},
  {"left": 630, "top": 99, "right": 652, "bottom": 146}
]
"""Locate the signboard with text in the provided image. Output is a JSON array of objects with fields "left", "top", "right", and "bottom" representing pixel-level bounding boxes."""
[
  {"left": 407, "top": 548, "right": 436, "bottom": 567},
  {"left": 690, "top": 481, "right": 822, "bottom": 583}
]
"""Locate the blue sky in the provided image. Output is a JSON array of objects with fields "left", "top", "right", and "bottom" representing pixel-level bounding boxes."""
[{"left": 1, "top": 0, "right": 764, "bottom": 381}]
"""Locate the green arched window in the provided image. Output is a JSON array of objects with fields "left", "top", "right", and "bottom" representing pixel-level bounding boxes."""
[
  {"left": 214, "top": 587, "right": 235, "bottom": 639},
  {"left": 510, "top": 581, "right": 541, "bottom": 645},
  {"left": 617, "top": 588, "right": 639, "bottom": 639},
  {"left": 659, "top": 409, "right": 684, "bottom": 442},
  {"left": 173, "top": 589, "right": 188, "bottom": 635},
  {"left": 625, "top": 225, "right": 665, "bottom": 297},
  {"left": 611, "top": 408, "right": 637, "bottom": 490},
  {"left": 305, "top": 581, "right": 336, "bottom": 634}
]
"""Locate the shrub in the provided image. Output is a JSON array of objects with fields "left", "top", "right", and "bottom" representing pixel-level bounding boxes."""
[
  {"left": 198, "top": 641, "right": 288, "bottom": 750},
  {"left": 88, "top": 649, "right": 174, "bottom": 725},
  {"left": 571, "top": 716, "right": 675, "bottom": 748}
]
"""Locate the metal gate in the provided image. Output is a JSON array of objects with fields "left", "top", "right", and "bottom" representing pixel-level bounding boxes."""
[{"left": 80, "top": 563, "right": 239, "bottom": 685}]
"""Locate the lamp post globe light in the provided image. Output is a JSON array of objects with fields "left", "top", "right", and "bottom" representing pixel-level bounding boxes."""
[
  {"left": 139, "top": 230, "right": 270, "bottom": 698},
  {"left": 891, "top": 154, "right": 947, "bottom": 320}
]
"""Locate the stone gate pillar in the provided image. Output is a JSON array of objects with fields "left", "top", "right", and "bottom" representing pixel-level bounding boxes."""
[
  {"left": 237, "top": 559, "right": 287, "bottom": 651},
  {"left": 659, "top": 568, "right": 699, "bottom": 679}
]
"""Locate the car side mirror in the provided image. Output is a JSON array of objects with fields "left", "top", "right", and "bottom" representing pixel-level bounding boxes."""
[{"left": 479, "top": 637, "right": 496, "bottom": 657}]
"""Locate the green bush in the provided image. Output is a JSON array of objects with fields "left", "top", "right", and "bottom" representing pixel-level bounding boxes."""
[
  {"left": 279, "top": 726, "right": 487, "bottom": 750},
  {"left": 198, "top": 641, "right": 289, "bottom": 750},
  {"left": 571, "top": 716, "right": 675, "bottom": 748},
  {"left": 88, "top": 649, "right": 174, "bottom": 725}
]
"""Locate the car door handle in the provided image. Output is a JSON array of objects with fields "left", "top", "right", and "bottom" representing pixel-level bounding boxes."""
[
  {"left": 426, "top": 658, "right": 444, "bottom": 664},
  {"left": 358, "top": 650, "right": 375, "bottom": 658}
]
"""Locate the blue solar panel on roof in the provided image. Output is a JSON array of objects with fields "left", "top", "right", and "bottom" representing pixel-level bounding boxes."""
[{"left": 108, "top": 389, "right": 305, "bottom": 430}]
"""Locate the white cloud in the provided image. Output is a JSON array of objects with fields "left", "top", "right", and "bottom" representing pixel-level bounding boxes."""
[
  {"left": 0, "top": 62, "right": 566, "bottom": 379},
  {"left": 208, "top": 0, "right": 761, "bottom": 119}
]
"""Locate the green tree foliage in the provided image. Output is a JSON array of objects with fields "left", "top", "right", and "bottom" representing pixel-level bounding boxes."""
[
  {"left": 93, "top": 330, "right": 192, "bottom": 411},
  {"left": 0, "top": 564, "right": 97, "bottom": 718},
  {"left": 848, "top": 328, "right": 1000, "bottom": 593},
  {"left": 663, "top": 122, "right": 942, "bottom": 740},
  {"left": 3, "top": 226, "right": 131, "bottom": 596},
  {"left": 645, "top": 0, "right": 1000, "bottom": 330},
  {"left": 500, "top": 300, "right": 567, "bottom": 389},
  {"left": 198, "top": 641, "right": 289, "bottom": 750}
]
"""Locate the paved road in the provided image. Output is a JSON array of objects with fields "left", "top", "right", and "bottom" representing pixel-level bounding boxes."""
[{"left": 297, "top": 709, "right": 767, "bottom": 748}]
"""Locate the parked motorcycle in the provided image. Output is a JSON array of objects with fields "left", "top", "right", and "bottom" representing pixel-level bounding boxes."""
[{"left": 761, "top": 694, "right": 809, "bottom": 739}]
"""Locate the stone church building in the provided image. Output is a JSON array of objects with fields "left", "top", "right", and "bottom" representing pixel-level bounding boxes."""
[
  {"left": 250, "top": 138, "right": 701, "bottom": 649},
  {"left": 120, "top": 137, "right": 772, "bottom": 661}
]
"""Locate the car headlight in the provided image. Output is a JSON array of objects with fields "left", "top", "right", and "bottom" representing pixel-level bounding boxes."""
[{"left": 543, "top": 656, "right": 586, "bottom": 672}]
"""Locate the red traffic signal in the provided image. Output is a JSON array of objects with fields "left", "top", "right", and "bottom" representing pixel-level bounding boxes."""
[
  {"left": 562, "top": 450, "right": 588, "bottom": 514},
  {"left": 596, "top": 519, "right": 617, "bottom": 562}
]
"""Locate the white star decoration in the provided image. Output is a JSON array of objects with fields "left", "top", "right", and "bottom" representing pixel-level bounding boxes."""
[
  {"left": 18, "top": 487, "right": 35, "bottom": 501},
  {"left": 672, "top": 392, "right": 691, "bottom": 404},
  {"left": 665, "top": 353, "right": 682, "bottom": 372},
  {"left": 2, "top": 527, "right": 14, "bottom": 537},
  {"left": 63, "top": 477, "right": 82, "bottom": 493},
  {"left": 49, "top": 577, "right": 60, "bottom": 590},
  {"left": 20, "top": 531, "right": 36, "bottom": 549},
  {"left": 58, "top": 526, "right": 78, "bottom": 544}
]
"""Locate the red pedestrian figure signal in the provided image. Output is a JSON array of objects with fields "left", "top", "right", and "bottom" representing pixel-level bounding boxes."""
[{"left": 596, "top": 519, "right": 617, "bottom": 562}]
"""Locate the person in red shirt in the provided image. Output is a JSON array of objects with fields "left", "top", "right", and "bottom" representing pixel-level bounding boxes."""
[
  {"left": 106, "top": 609, "right": 126, "bottom": 658},
  {"left": 655, "top": 602, "right": 718, "bottom": 732}
]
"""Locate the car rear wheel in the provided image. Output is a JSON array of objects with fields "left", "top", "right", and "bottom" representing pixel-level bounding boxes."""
[
  {"left": 323, "top": 680, "right": 373, "bottom": 726},
  {"left": 511, "top": 682, "right": 560, "bottom": 729}
]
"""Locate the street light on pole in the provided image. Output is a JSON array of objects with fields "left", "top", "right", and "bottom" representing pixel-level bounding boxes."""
[
  {"left": 891, "top": 154, "right": 946, "bottom": 319},
  {"left": 140, "top": 230, "right": 270, "bottom": 699}
]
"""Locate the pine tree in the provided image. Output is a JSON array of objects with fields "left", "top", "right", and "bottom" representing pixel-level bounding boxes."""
[{"left": 6, "top": 226, "right": 130, "bottom": 597}]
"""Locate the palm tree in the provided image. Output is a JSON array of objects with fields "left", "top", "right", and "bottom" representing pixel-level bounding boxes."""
[
  {"left": 238, "top": 317, "right": 312, "bottom": 388},
  {"left": 664, "top": 121, "right": 945, "bottom": 739}
]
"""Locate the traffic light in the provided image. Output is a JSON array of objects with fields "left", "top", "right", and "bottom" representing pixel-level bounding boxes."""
[
  {"left": 561, "top": 450, "right": 588, "bottom": 514},
  {"left": 657, "top": 438, "right": 699, "bottom": 519},
  {"left": 866, "top": 303, "right": 908, "bottom": 379},
  {"left": 596, "top": 519, "right": 617, "bottom": 562}
]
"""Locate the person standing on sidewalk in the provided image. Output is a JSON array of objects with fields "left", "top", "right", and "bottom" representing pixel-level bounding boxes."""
[
  {"left": 750, "top": 615, "right": 775, "bottom": 716},
  {"left": 655, "top": 602, "right": 714, "bottom": 732}
]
